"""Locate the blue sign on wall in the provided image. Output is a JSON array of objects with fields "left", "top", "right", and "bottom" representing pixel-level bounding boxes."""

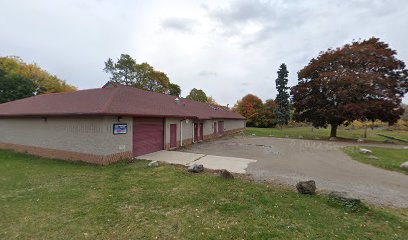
[{"left": 113, "top": 123, "right": 128, "bottom": 135}]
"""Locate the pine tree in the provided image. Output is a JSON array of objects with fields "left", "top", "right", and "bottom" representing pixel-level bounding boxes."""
[{"left": 274, "top": 63, "right": 290, "bottom": 127}]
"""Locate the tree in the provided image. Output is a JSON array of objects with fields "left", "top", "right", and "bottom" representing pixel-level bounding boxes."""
[
  {"left": 233, "top": 94, "right": 263, "bottom": 127},
  {"left": 258, "top": 99, "right": 277, "bottom": 127},
  {"left": 207, "top": 96, "right": 220, "bottom": 105},
  {"left": 401, "top": 104, "right": 408, "bottom": 122},
  {"left": 104, "top": 54, "right": 171, "bottom": 93},
  {"left": 274, "top": 63, "right": 291, "bottom": 127},
  {"left": 0, "top": 56, "right": 76, "bottom": 103},
  {"left": 0, "top": 71, "right": 36, "bottom": 103},
  {"left": 186, "top": 88, "right": 207, "bottom": 102},
  {"left": 169, "top": 83, "right": 181, "bottom": 96},
  {"left": 291, "top": 37, "right": 408, "bottom": 138},
  {"left": 103, "top": 54, "right": 137, "bottom": 85}
]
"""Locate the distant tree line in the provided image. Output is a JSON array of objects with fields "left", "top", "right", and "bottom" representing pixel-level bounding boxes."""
[
  {"left": 3, "top": 36, "right": 407, "bottom": 140},
  {"left": 0, "top": 56, "right": 76, "bottom": 104},
  {"left": 233, "top": 37, "right": 408, "bottom": 138},
  {"left": 104, "top": 54, "right": 221, "bottom": 105}
]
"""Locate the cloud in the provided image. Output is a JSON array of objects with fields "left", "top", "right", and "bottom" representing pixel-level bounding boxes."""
[
  {"left": 198, "top": 70, "right": 217, "bottom": 77},
  {"left": 0, "top": 0, "right": 407, "bottom": 105},
  {"left": 161, "top": 17, "right": 199, "bottom": 33}
]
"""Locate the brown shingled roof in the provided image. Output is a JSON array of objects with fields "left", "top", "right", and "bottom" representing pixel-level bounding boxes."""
[{"left": 0, "top": 82, "right": 245, "bottom": 120}]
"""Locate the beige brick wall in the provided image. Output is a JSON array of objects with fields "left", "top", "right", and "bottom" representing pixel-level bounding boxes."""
[
  {"left": 0, "top": 116, "right": 133, "bottom": 156},
  {"left": 0, "top": 116, "right": 245, "bottom": 163},
  {"left": 163, "top": 118, "right": 246, "bottom": 149},
  {"left": 223, "top": 119, "right": 246, "bottom": 131}
]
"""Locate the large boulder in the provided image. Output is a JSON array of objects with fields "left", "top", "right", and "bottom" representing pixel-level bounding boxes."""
[
  {"left": 220, "top": 169, "right": 234, "bottom": 179},
  {"left": 359, "top": 148, "right": 373, "bottom": 154},
  {"left": 328, "top": 191, "right": 364, "bottom": 212},
  {"left": 148, "top": 161, "right": 159, "bottom": 167},
  {"left": 188, "top": 164, "right": 204, "bottom": 173},
  {"left": 400, "top": 161, "right": 408, "bottom": 170},
  {"left": 296, "top": 180, "right": 316, "bottom": 195}
]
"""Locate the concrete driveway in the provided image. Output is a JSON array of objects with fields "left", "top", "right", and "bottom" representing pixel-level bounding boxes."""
[
  {"left": 180, "top": 136, "right": 408, "bottom": 208},
  {"left": 138, "top": 150, "right": 256, "bottom": 174}
]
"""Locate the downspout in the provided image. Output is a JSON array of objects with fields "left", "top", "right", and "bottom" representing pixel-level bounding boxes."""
[{"left": 180, "top": 119, "right": 183, "bottom": 147}]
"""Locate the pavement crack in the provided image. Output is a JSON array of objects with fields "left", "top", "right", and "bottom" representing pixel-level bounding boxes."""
[{"left": 191, "top": 154, "right": 207, "bottom": 163}]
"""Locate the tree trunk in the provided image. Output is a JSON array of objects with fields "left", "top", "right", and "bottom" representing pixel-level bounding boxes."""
[{"left": 330, "top": 124, "right": 338, "bottom": 138}]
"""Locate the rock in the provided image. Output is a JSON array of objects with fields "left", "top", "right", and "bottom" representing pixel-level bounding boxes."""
[
  {"left": 357, "top": 138, "right": 364, "bottom": 143},
  {"left": 148, "top": 160, "right": 159, "bottom": 167},
  {"left": 285, "top": 135, "right": 289, "bottom": 138},
  {"left": 252, "top": 133, "right": 256, "bottom": 136},
  {"left": 367, "top": 155, "right": 379, "bottom": 160},
  {"left": 296, "top": 180, "right": 316, "bottom": 195},
  {"left": 188, "top": 164, "right": 204, "bottom": 173},
  {"left": 400, "top": 161, "right": 408, "bottom": 170},
  {"left": 329, "top": 137, "right": 337, "bottom": 141},
  {"left": 314, "top": 137, "right": 320, "bottom": 140},
  {"left": 383, "top": 139, "right": 394, "bottom": 144},
  {"left": 403, "top": 146, "right": 408, "bottom": 149},
  {"left": 298, "top": 135, "right": 304, "bottom": 139},
  {"left": 220, "top": 169, "right": 234, "bottom": 179},
  {"left": 328, "top": 191, "right": 364, "bottom": 212},
  {"left": 359, "top": 148, "right": 373, "bottom": 154}
]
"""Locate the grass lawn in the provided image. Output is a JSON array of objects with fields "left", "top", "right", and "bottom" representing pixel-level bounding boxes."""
[
  {"left": 245, "top": 127, "right": 408, "bottom": 143},
  {"left": 343, "top": 146, "right": 408, "bottom": 175},
  {"left": 1, "top": 150, "right": 407, "bottom": 239}
]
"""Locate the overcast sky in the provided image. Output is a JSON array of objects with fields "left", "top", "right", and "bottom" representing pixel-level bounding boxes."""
[{"left": 1, "top": 0, "right": 407, "bottom": 105}]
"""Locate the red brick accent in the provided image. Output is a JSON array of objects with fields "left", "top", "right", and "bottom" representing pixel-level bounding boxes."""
[{"left": 0, "top": 142, "right": 132, "bottom": 165}]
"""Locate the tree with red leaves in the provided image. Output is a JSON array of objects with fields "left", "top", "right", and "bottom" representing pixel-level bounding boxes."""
[
  {"left": 233, "top": 94, "right": 264, "bottom": 127},
  {"left": 291, "top": 37, "right": 408, "bottom": 138}
]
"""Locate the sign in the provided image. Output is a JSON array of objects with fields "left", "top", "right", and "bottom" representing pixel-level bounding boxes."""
[{"left": 113, "top": 123, "right": 128, "bottom": 135}]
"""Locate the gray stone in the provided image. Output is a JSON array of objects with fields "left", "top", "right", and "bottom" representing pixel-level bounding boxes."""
[
  {"left": 403, "top": 146, "right": 408, "bottom": 149},
  {"left": 188, "top": 163, "right": 204, "bottom": 173},
  {"left": 296, "top": 180, "right": 316, "bottom": 195},
  {"left": 359, "top": 148, "right": 373, "bottom": 154},
  {"left": 148, "top": 160, "right": 159, "bottom": 167},
  {"left": 220, "top": 169, "right": 234, "bottom": 179},
  {"left": 383, "top": 139, "right": 394, "bottom": 144},
  {"left": 367, "top": 155, "right": 379, "bottom": 160},
  {"left": 329, "top": 137, "right": 337, "bottom": 141},
  {"left": 357, "top": 138, "right": 364, "bottom": 143},
  {"left": 298, "top": 135, "right": 304, "bottom": 139},
  {"left": 400, "top": 161, "right": 408, "bottom": 170},
  {"left": 328, "top": 191, "right": 363, "bottom": 212}
]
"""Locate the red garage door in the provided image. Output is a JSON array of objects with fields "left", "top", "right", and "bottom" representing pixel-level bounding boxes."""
[{"left": 133, "top": 118, "right": 164, "bottom": 157}]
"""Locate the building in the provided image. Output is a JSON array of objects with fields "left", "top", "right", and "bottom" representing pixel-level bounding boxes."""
[{"left": 0, "top": 82, "right": 245, "bottom": 164}]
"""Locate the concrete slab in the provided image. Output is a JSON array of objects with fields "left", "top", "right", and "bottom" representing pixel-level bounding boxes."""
[
  {"left": 190, "top": 155, "right": 257, "bottom": 174},
  {"left": 137, "top": 150, "right": 204, "bottom": 165},
  {"left": 138, "top": 150, "right": 257, "bottom": 174}
]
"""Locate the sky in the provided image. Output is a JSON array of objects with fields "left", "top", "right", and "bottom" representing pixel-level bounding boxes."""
[{"left": 1, "top": 0, "right": 407, "bottom": 105}]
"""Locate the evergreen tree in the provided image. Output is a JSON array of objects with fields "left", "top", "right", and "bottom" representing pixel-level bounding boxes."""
[{"left": 274, "top": 63, "right": 291, "bottom": 127}]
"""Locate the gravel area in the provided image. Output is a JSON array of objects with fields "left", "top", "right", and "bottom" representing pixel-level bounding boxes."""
[{"left": 181, "top": 136, "right": 408, "bottom": 208}]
